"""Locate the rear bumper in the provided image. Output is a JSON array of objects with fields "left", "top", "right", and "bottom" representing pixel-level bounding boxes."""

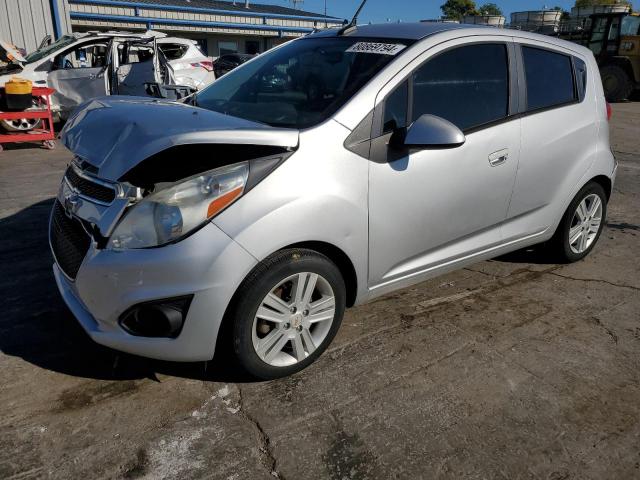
[{"left": 52, "top": 222, "right": 258, "bottom": 362}]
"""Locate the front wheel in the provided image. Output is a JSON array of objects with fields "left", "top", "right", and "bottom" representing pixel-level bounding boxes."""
[
  {"left": 231, "top": 249, "right": 346, "bottom": 380},
  {"left": 550, "top": 182, "right": 607, "bottom": 263}
]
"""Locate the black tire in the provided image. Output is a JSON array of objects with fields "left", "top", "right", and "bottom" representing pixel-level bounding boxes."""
[
  {"left": 549, "top": 182, "right": 608, "bottom": 263},
  {"left": 231, "top": 249, "right": 346, "bottom": 380},
  {"left": 601, "top": 64, "right": 633, "bottom": 103}
]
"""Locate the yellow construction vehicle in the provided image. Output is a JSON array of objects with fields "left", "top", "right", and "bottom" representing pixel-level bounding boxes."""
[{"left": 561, "top": 12, "right": 640, "bottom": 101}]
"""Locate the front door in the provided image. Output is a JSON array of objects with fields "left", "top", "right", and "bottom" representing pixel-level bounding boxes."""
[
  {"left": 47, "top": 40, "right": 112, "bottom": 114},
  {"left": 368, "top": 42, "right": 520, "bottom": 292}
]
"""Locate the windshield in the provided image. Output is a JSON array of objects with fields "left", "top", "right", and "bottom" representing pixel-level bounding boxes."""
[
  {"left": 24, "top": 35, "right": 77, "bottom": 64},
  {"left": 621, "top": 15, "right": 640, "bottom": 36},
  {"left": 196, "top": 37, "right": 410, "bottom": 129}
]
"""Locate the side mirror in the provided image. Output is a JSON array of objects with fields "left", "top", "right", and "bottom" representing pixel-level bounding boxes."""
[{"left": 403, "top": 114, "right": 465, "bottom": 149}]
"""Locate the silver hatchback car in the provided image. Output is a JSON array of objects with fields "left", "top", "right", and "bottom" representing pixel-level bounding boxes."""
[{"left": 51, "top": 23, "right": 616, "bottom": 379}]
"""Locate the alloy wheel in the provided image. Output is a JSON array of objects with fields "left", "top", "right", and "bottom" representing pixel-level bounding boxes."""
[
  {"left": 0, "top": 99, "right": 44, "bottom": 132},
  {"left": 568, "top": 193, "right": 603, "bottom": 254},
  {"left": 1, "top": 116, "right": 41, "bottom": 132},
  {"left": 251, "top": 272, "right": 336, "bottom": 367}
]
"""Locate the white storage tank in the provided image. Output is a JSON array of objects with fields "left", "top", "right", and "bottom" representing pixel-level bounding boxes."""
[
  {"left": 570, "top": 4, "right": 631, "bottom": 18},
  {"left": 510, "top": 10, "right": 563, "bottom": 33},
  {"left": 461, "top": 15, "right": 506, "bottom": 27},
  {"left": 420, "top": 18, "right": 460, "bottom": 24}
]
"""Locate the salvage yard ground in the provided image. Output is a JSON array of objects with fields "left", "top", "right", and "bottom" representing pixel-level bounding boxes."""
[{"left": 0, "top": 103, "right": 639, "bottom": 479}]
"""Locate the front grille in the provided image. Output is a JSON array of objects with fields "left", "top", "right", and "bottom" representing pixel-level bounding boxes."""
[
  {"left": 50, "top": 201, "right": 91, "bottom": 280},
  {"left": 65, "top": 166, "right": 116, "bottom": 204}
]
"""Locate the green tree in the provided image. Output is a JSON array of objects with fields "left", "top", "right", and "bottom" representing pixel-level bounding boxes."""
[
  {"left": 441, "top": 0, "right": 478, "bottom": 20},
  {"left": 477, "top": 3, "right": 503, "bottom": 16}
]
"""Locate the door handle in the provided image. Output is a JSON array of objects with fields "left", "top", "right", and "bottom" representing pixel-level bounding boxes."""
[{"left": 489, "top": 149, "right": 509, "bottom": 167}]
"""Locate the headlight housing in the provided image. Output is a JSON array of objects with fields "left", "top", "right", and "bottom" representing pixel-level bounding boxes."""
[{"left": 108, "top": 162, "right": 249, "bottom": 250}]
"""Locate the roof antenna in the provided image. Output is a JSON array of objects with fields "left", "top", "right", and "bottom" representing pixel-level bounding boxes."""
[{"left": 338, "top": 0, "right": 369, "bottom": 35}]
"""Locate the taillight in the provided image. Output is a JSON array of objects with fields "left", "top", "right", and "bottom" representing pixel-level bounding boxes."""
[
  {"left": 606, "top": 102, "right": 612, "bottom": 121},
  {"left": 191, "top": 61, "right": 214, "bottom": 72}
]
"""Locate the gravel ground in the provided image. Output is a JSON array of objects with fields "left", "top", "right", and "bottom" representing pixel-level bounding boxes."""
[{"left": 0, "top": 103, "right": 638, "bottom": 480}]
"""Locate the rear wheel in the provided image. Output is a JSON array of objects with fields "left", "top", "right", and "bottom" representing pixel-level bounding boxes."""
[
  {"left": 601, "top": 64, "right": 633, "bottom": 102},
  {"left": 231, "top": 249, "right": 346, "bottom": 379},
  {"left": 549, "top": 182, "right": 607, "bottom": 263}
]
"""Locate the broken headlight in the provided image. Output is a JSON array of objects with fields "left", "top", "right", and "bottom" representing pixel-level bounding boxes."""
[{"left": 107, "top": 162, "right": 249, "bottom": 250}]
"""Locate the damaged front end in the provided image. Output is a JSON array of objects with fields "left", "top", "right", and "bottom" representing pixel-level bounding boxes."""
[{"left": 53, "top": 96, "right": 299, "bottom": 276}]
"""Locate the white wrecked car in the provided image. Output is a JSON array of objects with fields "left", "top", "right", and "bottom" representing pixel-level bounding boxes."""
[{"left": 0, "top": 31, "right": 215, "bottom": 131}]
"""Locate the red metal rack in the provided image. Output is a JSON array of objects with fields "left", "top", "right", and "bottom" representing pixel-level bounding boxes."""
[{"left": 0, "top": 87, "right": 56, "bottom": 152}]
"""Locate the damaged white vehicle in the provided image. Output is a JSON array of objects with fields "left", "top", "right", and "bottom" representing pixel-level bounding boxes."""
[{"left": 0, "top": 31, "right": 214, "bottom": 131}]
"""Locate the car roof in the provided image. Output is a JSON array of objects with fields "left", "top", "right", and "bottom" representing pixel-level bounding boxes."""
[
  {"left": 76, "top": 30, "right": 168, "bottom": 40},
  {"left": 307, "top": 21, "right": 592, "bottom": 56},
  {"left": 309, "top": 22, "right": 472, "bottom": 40}
]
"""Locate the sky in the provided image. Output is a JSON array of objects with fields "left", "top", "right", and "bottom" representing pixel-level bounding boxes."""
[{"left": 253, "top": 0, "right": 639, "bottom": 23}]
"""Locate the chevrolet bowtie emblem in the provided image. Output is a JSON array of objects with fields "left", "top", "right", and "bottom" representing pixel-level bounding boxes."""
[{"left": 64, "top": 192, "right": 80, "bottom": 218}]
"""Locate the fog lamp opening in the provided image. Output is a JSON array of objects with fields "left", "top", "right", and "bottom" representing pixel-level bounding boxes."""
[{"left": 119, "top": 295, "right": 193, "bottom": 338}]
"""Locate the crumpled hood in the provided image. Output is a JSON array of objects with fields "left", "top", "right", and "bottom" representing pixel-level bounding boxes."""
[{"left": 61, "top": 96, "right": 300, "bottom": 181}]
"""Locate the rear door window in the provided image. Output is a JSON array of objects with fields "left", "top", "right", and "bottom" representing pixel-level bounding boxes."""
[
  {"left": 411, "top": 43, "right": 509, "bottom": 131},
  {"left": 522, "top": 46, "right": 576, "bottom": 111}
]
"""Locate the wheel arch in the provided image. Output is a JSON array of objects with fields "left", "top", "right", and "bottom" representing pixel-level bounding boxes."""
[
  {"left": 589, "top": 174, "right": 612, "bottom": 200},
  {"left": 548, "top": 171, "right": 613, "bottom": 243},
  {"left": 279, "top": 241, "right": 358, "bottom": 308},
  {"left": 215, "top": 239, "right": 359, "bottom": 360}
]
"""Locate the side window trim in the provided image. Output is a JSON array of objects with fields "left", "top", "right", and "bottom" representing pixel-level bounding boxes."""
[
  {"left": 512, "top": 43, "right": 527, "bottom": 116},
  {"left": 572, "top": 56, "right": 588, "bottom": 103},
  {"left": 515, "top": 42, "right": 581, "bottom": 116},
  {"left": 373, "top": 40, "right": 517, "bottom": 139},
  {"left": 506, "top": 42, "right": 520, "bottom": 116}
]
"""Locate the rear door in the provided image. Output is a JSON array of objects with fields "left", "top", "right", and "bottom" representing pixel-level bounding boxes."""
[
  {"left": 47, "top": 39, "right": 112, "bottom": 114},
  {"left": 368, "top": 39, "right": 521, "bottom": 291},
  {"left": 115, "top": 38, "right": 170, "bottom": 95},
  {"left": 504, "top": 42, "right": 597, "bottom": 241}
]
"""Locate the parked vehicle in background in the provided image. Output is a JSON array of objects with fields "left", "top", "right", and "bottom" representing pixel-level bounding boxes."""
[
  {"left": 213, "top": 53, "right": 254, "bottom": 77},
  {"left": 51, "top": 23, "right": 615, "bottom": 380},
  {"left": 157, "top": 39, "right": 215, "bottom": 90},
  {"left": 0, "top": 31, "right": 215, "bottom": 131}
]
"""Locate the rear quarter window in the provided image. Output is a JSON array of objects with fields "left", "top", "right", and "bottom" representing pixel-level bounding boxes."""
[
  {"left": 159, "top": 44, "right": 189, "bottom": 61},
  {"left": 574, "top": 57, "right": 587, "bottom": 102},
  {"left": 522, "top": 46, "right": 576, "bottom": 111}
]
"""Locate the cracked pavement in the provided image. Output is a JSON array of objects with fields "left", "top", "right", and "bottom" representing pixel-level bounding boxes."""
[{"left": 1, "top": 103, "right": 639, "bottom": 479}]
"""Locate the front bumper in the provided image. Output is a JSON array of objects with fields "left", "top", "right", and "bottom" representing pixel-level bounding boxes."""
[{"left": 52, "top": 222, "right": 257, "bottom": 362}]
